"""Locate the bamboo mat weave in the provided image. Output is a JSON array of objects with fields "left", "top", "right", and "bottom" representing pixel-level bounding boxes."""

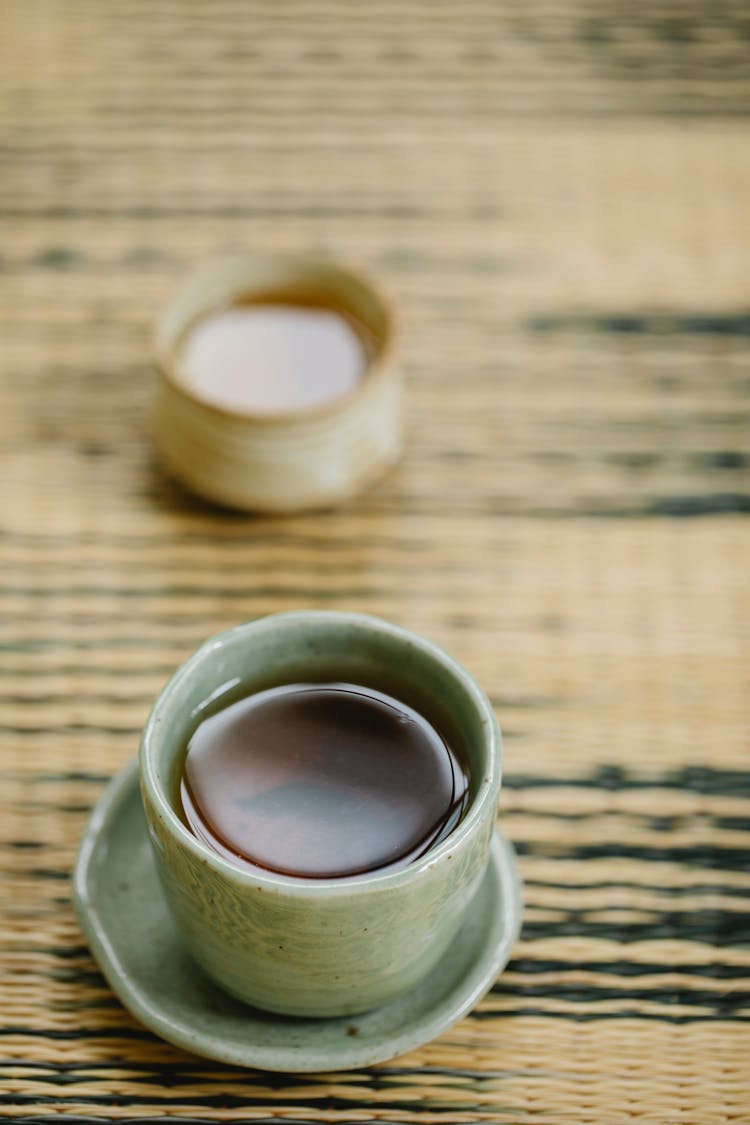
[{"left": 2, "top": 1, "right": 750, "bottom": 1121}]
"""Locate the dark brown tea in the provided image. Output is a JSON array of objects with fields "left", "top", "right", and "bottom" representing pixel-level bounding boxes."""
[
  {"left": 177, "top": 299, "right": 372, "bottom": 415},
  {"left": 179, "top": 683, "right": 469, "bottom": 879}
]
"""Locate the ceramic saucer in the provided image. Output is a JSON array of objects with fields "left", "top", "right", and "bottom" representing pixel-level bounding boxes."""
[{"left": 73, "top": 758, "right": 522, "bottom": 1072}]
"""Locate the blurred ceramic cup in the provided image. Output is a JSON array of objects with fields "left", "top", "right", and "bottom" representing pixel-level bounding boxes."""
[
  {"left": 139, "top": 611, "right": 503, "bottom": 1018},
  {"left": 152, "top": 254, "right": 401, "bottom": 512}
]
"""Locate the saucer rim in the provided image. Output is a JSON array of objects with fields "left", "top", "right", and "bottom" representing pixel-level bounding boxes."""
[{"left": 73, "top": 757, "right": 522, "bottom": 1072}]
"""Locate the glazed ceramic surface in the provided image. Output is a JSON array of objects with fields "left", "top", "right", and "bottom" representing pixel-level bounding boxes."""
[
  {"left": 152, "top": 254, "right": 401, "bottom": 512},
  {"left": 138, "top": 611, "right": 503, "bottom": 1017},
  {"left": 73, "top": 758, "right": 522, "bottom": 1071}
]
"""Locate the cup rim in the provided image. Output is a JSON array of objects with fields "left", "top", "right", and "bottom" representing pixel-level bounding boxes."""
[
  {"left": 139, "top": 611, "right": 502, "bottom": 898},
  {"left": 154, "top": 252, "right": 397, "bottom": 426}
]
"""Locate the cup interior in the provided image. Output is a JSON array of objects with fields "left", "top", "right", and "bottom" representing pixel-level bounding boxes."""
[
  {"left": 156, "top": 255, "right": 393, "bottom": 409},
  {"left": 140, "top": 612, "right": 501, "bottom": 879}
]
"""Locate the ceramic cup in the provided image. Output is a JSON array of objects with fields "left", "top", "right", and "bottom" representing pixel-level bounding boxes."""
[
  {"left": 152, "top": 254, "right": 401, "bottom": 512},
  {"left": 139, "top": 611, "right": 502, "bottom": 1018}
]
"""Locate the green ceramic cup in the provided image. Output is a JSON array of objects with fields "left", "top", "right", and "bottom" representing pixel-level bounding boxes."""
[{"left": 139, "top": 611, "right": 502, "bottom": 1018}]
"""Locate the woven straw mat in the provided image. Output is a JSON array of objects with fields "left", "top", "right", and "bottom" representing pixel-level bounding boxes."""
[{"left": 1, "top": 1, "right": 749, "bottom": 1121}]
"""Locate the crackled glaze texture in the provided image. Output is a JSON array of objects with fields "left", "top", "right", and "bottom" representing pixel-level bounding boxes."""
[{"left": 139, "top": 612, "right": 502, "bottom": 1017}]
